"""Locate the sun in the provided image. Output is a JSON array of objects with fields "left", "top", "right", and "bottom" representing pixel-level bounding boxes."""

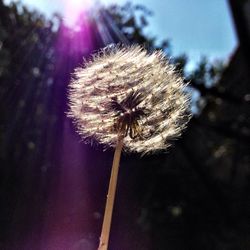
[{"left": 62, "top": 0, "right": 93, "bottom": 27}]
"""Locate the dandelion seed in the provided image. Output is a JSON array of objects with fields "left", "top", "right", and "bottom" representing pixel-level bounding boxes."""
[
  {"left": 67, "top": 44, "right": 191, "bottom": 250},
  {"left": 68, "top": 44, "right": 191, "bottom": 154}
]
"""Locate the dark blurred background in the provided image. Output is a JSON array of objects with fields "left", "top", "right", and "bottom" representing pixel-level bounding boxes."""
[{"left": 0, "top": 0, "right": 250, "bottom": 249}]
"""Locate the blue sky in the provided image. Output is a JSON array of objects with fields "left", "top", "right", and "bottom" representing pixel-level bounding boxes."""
[{"left": 5, "top": 0, "right": 238, "bottom": 69}]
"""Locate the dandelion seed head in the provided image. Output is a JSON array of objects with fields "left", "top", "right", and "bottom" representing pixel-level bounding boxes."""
[{"left": 68, "top": 44, "right": 191, "bottom": 154}]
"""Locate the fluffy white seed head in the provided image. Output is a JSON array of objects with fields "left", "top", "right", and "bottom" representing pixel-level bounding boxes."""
[{"left": 68, "top": 44, "right": 191, "bottom": 154}]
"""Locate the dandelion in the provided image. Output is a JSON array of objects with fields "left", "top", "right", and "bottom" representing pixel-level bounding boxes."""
[{"left": 68, "top": 44, "right": 191, "bottom": 250}]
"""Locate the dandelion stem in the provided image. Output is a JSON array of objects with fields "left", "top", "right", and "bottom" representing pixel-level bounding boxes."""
[{"left": 98, "top": 135, "right": 124, "bottom": 250}]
